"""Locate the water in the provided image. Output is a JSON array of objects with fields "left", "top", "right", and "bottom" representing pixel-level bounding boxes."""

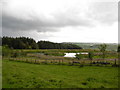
[
  {"left": 64, "top": 53, "right": 77, "bottom": 58},
  {"left": 64, "top": 52, "right": 88, "bottom": 58}
]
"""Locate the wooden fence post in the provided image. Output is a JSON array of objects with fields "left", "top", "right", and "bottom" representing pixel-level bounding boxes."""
[
  {"left": 115, "top": 59, "right": 116, "bottom": 65},
  {"left": 35, "top": 59, "right": 36, "bottom": 64},
  {"left": 59, "top": 59, "right": 60, "bottom": 65}
]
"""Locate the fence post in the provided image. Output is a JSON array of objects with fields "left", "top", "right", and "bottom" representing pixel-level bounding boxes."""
[
  {"left": 59, "top": 59, "right": 60, "bottom": 65},
  {"left": 35, "top": 59, "right": 36, "bottom": 64},
  {"left": 115, "top": 59, "right": 116, "bottom": 65}
]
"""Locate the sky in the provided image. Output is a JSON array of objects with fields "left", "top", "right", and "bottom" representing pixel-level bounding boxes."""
[{"left": 1, "top": 0, "right": 119, "bottom": 43}]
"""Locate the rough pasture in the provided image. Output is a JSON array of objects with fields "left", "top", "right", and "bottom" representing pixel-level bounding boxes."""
[{"left": 2, "top": 59, "right": 119, "bottom": 88}]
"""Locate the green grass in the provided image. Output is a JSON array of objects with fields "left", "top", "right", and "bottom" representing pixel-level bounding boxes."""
[
  {"left": 3, "top": 59, "right": 119, "bottom": 88},
  {"left": 0, "top": 57, "right": 2, "bottom": 89},
  {"left": 0, "top": 46, "right": 2, "bottom": 89}
]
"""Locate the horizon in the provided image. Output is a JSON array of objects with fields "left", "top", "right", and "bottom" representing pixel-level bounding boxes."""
[{"left": 2, "top": 36, "right": 119, "bottom": 44}]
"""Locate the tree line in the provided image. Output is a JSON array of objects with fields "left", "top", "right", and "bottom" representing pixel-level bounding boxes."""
[{"left": 2, "top": 37, "right": 82, "bottom": 49}]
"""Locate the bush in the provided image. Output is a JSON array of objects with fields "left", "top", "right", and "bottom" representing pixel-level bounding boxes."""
[
  {"left": 2, "top": 45, "right": 12, "bottom": 57},
  {"left": 76, "top": 54, "right": 83, "bottom": 60},
  {"left": 88, "top": 52, "right": 93, "bottom": 60},
  {"left": 98, "top": 44, "right": 107, "bottom": 59}
]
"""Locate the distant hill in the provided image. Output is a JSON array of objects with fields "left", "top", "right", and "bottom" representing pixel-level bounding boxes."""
[{"left": 63, "top": 42, "right": 118, "bottom": 51}]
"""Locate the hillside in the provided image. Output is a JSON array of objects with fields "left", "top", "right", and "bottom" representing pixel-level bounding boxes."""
[{"left": 63, "top": 42, "right": 118, "bottom": 51}]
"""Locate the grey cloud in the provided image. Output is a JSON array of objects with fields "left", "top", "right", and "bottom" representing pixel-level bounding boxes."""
[
  {"left": 89, "top": 2, "right": 118, "bottom": 25},
  {"left": 53, "top": 11, "right": 93, "bottom": 27},
  {"left": 2, "top": 28, "right": 53, "bottom": 41},
  {"left": 118, "top": 0, "right": 120, "bottom": 35},
  {"left": 2, "top": 13, "right": 62, "bottom": 33},
  {"left": 119, "top": 1, "right": 120, "bottom": 22},
  {"left": 2, "top": 0, "right": 95, "bottom": 33},
  {"left": 3, "top": 1, "right": 117, "bottom": 35},
  {"left": 2, "top": 14, "right": 53, "bottom": 32},
  {"left": 2, "top": 10, "right": 93, "bottom": 33}
]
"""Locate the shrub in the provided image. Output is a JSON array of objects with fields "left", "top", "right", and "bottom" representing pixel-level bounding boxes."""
[
  {"left": 88, "top": 52, "right": 94, "bottom": 60},
  {"left": 98, "top": 44, "right": 107, "bottom": 59},
  {"left": 11, "top": 52, "right": 20, "bottom": 58},
  {"left": 2, "top": 45, "right": 12, "bottom": 57},
  {"left": 75, "top": 54, "right": 82, "bottom": 60}
]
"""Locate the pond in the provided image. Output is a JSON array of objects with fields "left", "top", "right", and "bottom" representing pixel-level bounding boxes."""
[{"left": 64, "top": 52, "right": 88, "bottom": 58}]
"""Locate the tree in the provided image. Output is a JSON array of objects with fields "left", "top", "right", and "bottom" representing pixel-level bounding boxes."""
[
  {"left": 37, "top": 41, "right": 82, "bottom": 49},
  {"left": 2, "top": 37, "right": 82, "bottom": 49},
  {"left": 2, "top": 37, "right": 38, "bottom": 49},
  {"left": 98, "top": 44, "right": 107, "bottom": 60},
  {"left": 88, "top": 52, "right": 93, "bottom": 61}
]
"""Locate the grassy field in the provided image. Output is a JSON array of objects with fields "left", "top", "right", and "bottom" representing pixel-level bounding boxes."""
[
  {"left": 3, "top": 59, "right": 119, "bottom": 88},
  {"left": 0, "top": 56, "right": 2, "bottom": 89},
  {"left": 0, "top": 46, "right": 2, "bottom": 89},
  {"left": 2, "top": 48, "right": 119, "bottom": 88}
]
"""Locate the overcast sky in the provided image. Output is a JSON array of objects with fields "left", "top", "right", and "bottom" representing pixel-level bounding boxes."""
[{"left": 2, "top": 0, "right": 119, "bottom": 43}]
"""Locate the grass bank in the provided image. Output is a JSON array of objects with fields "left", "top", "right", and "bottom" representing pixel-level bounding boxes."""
[{"left": 2, "top": 59, "right": 119, "bottom": 88}]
